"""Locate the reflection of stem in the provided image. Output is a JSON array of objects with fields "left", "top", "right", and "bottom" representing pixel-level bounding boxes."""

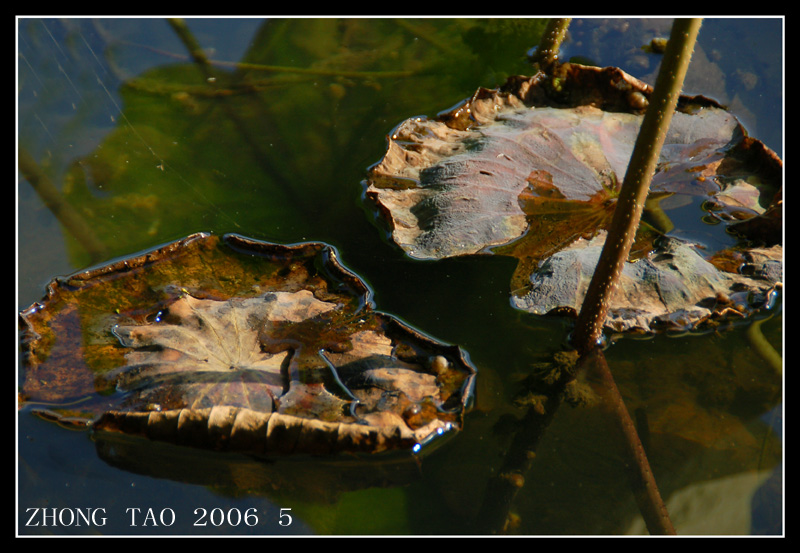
[
  {"left": 580, "top": 348, "right": 676, "bottom": 535},
  {"left": 18, "top": 149, "right": 108, "bottom": 263},
  {"left": 642, "top": 193, "right": 675, "bottom": 234}
]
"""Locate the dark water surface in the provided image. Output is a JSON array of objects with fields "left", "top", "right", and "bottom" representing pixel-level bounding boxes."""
[{"left": 17, "top": 17, "right": 782, "bottom": 535}]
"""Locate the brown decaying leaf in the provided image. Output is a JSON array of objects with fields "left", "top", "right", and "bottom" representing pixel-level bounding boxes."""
[
  {"left": 365, "top": 64, "right": 782, "bottom": 333},
  {"left": 19, "top": 233, "right": 476, "bottom": 457},
  {"left": 511, "top": 232, "right": 782, "bottom": 334}
]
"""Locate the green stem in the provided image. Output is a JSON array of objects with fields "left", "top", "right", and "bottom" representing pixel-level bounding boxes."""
[
  {"left": 571, "top": 18, "right": 703, "bottom": 354},
  {"left": 166, "top": 18, "right": 213, "bottom": 75}
]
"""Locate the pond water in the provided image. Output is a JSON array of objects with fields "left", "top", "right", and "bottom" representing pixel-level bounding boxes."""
[{"left": 17, "top": 17, "right": 782, "bottom": 535}]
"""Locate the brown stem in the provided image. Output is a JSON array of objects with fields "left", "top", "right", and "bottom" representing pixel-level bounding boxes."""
[{"left": 571, "top": 18, "right": 703, "bottom": 354}]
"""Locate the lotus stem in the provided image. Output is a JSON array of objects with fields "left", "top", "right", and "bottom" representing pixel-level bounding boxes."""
[
  {"left": 564, "top": 18, "right": 703, "bottom": 536},
  {"left": 475, "top": 18, "right": 697, "bottom": 535},
  {"left": 531, "top": 18, "right": 572, "bottom": 68},
  {"left": 571, "top": 18, "right": 703, "bottom": 354}
]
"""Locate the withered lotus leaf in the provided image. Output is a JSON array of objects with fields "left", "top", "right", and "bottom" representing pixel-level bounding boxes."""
[
  {"left": 19, "top": 233, "right": 476, "bottom": 457},
  {"left": 365, "top": 64, "right": 782, "bottom": 333},
  {"left": 512, "top": 232, "right": 782, "bottom": 334}
]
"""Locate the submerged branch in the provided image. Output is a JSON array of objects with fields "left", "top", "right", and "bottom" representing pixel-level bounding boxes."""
[
  {"left": 115, "top": 41, "right": 419, "bottom": 79},
  {"left": 393, "top": 19, "right": 462, "bottom": 57},
  {"left": 229, "top": 61, "right": 417, "bottom": 79},
  {"left": 118, "top": 22, "right": 417, "bottom": 80},
  {"left": 473, "top": 358, "right": 575, "bottom": 533}
]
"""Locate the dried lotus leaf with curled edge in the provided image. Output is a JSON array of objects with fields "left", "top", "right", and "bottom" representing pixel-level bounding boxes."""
[
  {"left": 19, "top": 233, "right": 476, "bottom": 459},
  {"left": 365, "top": 64, "right": 782, "bottom": 333},
  {"left": 513, "top": 232, "right": 782, "bottom": 334}
]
